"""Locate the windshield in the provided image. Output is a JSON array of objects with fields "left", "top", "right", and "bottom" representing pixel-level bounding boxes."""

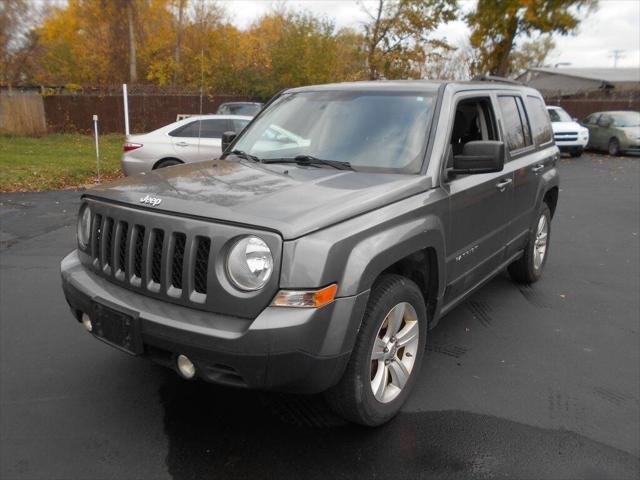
[
  {"left": 547, "top": 107, "right": 572, "bottom": 123},
  {"left": 231, "top": 91, "right": 436, "bottom": 173},
  {"left": 613, "top": 112, "right": 640, "bottom": 127}
]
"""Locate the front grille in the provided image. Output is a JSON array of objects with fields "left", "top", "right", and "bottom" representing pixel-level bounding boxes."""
[
  {"left": 89, "top": 214, "right": 212, "bottom": 303},
  {"left": 554, "top": 132, "right": 578, "bottom": 142}
]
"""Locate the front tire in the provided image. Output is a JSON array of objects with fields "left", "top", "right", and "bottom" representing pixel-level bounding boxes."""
[
  {"left": 608, "top": 138, "right": 620, "bottom": 156},
  {"left": 570, "top": 147, "right": 583, "bottom": 158},
  {"left": 325, "top": 275, "right": 427, "bottom": 426},
  {"left": 508, "top": 204, "right": 551, "bottom": 284}
]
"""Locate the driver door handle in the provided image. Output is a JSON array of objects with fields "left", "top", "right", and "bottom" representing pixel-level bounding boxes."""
[
  {"left": 175, "top": 141, "right": 189, "bottom": 147},
  {"left": 531, "top": 164, "right": 545, "bottom": 173},
  {"left": 495, "top": 178, "right": 513, "bottom": 192}
]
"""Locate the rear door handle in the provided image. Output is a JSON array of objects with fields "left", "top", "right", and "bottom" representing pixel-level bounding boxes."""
[
  {"left": 495, "top": 178, "right": 513, "bottom": 192},
  {"left": 175, "top": 141, "right": 189, "bottom": 147},
  {"left": 532, "top": 164, "right": 545, "bottom": 173}
]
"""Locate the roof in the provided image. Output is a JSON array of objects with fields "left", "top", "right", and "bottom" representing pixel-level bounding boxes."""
[
  {"left": 523, "top": 67, "right": 640, "bottom": 83},
  {"left": 286, "top": 79, "right": 537, "bottom": 94}
]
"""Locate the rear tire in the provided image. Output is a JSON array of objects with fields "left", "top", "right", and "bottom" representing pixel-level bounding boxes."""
[
  {"left": 608, "top": 138, "right": 620, "bottom": 156},
  {"left": 324, "top": 274, "right": 427, "bottom": 426},
  {"left": 508, "top": 203, "right": 551, "bottom": 284},
  {"left": 154, "top": 158, "right": 182, "bottom": 169}
]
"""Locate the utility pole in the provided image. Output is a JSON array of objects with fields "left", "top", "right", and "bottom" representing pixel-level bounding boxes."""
[
  {"left": 609, "top": 49, "right": 625, "bottom": 68},
  {"left": 127, "top": 0, "right": 138, "bottom": 82},
  {"left": 173, "top": 0, "right": 185, "bottom": 86}
]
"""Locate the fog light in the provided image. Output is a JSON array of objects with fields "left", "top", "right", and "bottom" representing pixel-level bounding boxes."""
[
  {"left": 176, "top": 354, "right": 196, "bottom": 379},
  {"left": 81, "top": 313, "right": 93, "bottom": 332}
]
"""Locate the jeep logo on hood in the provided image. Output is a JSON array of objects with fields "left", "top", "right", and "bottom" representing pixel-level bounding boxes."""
[{"left": 140, "top": 195, "right": 162, "bottom": 207}]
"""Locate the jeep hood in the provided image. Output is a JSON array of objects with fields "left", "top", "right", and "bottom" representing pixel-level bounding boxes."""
[{"left": 86, "top": 160, "right": 431, "bottom": 239}]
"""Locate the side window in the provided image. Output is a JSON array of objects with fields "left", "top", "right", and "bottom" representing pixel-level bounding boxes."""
[
  {"left": 526, "top": 96, "right": 553, "bottom": 145},
  {"left": 498, "top": 96, "right": 532, "bottom": 152},
  {"left": 199, "top": 119, "right": 232, "bottom": 139},
  {"left": 169, "top": 121, "right": 201, "bottom": 137},
  {"left": 515, "top": 97, "right": 532, "bottom": 146},
  {"left": 449, "top": 97, "right": 498, "bottom": 156}
]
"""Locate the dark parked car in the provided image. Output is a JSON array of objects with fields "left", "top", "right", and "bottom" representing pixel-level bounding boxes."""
[
  {"left": 582, "top": 110, "right": 640, "bottom": 155},
  {"left": 216, "top": 102, "right": 263, "bottom": 117},
  {"left": 61, "top": 79, "right": 559, "bottom": 426}
]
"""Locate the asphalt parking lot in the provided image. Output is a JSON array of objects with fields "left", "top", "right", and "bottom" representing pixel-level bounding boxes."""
[{"left": 1, "top": 152, "right": 639, "bottom": 479}]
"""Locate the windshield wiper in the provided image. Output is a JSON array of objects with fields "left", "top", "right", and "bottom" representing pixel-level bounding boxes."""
[
  {"left": 261, "top": 155, "right": 353, "bottom": 171},
  {"left": 229, "top": 149, "right": 260, "bottom": 162}
]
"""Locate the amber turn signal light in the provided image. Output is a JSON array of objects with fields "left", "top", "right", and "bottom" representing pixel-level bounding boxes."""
[{"left": 271, "top": 284, "right": 338, "bottom": 308}]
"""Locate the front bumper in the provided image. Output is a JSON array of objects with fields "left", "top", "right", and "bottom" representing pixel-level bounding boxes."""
[
  {"left": 555, "top": 137, "right": 589, "bottom": 150},
  {"left": 61, "top": 251, "right": 369, "bottom": 393}
]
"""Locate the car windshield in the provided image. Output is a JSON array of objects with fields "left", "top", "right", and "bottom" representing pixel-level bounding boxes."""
[
  {"left": 231, "top": 90, "right": 436, "bottom": 173},
  {"left": 547, "top": 108, "right": 572, "bottom": 123},
  {"left": 613, "top": 112, "right": 640, "bottom": 127}
]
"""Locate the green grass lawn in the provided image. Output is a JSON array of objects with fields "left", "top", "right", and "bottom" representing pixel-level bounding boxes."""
[{"left": 0, "top": 134, "right": 124, "bottom": 192}]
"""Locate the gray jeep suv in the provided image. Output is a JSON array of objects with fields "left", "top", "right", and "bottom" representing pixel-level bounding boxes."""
[{"left": 61, "top": 80, "right": 559, "bottom": 426}]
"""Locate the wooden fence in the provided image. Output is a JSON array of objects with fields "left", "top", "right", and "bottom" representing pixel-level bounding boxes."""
[
  {"left": 43, "top": 94, "right": 255, "bottom": 134},
  {"left": 0, "top": 95, "right": 47, "bottom": 135}
]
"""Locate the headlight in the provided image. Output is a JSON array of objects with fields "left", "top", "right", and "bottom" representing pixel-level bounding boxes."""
[
  {"left": 226, "top": 236, "right": 273, "bottom": 291},
  {"left": 77, "top": 204, "right": 92, "bottom": 249}
]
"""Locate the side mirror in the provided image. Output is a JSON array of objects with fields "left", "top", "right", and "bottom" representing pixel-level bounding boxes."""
[
  {"left": 221, "top": 131, "right": 237, "bottom": 153},
  {"left": 449, "top": 141, "right": 505, "bottom": 177},
  {"left": 597, "top": 118, "right": 612, "bottom": 128}
]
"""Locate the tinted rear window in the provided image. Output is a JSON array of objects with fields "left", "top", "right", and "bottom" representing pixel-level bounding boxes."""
[
  {"left": 498, "top": 96, "right": 528, "bottom": 151},
  {"left": 170, "top": 119, "right": 231, "bottom": 138},
  {"left": 527, "top": 96, "right": 553, "bottom": 145}
]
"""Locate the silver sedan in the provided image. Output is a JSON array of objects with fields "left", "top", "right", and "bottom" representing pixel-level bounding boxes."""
[{"left": 121, "top": 115, "right": 251, "bottom": 176}]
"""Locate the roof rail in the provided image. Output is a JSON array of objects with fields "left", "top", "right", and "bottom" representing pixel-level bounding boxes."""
[{"left": 472, "top": 75, "right": 522, "bottom": 85}]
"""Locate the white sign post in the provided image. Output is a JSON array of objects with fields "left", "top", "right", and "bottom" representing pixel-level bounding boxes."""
[
  {"left": 93, "top": 114, "right": 101, "bottom": 184},
  {"left": 123, "top": 83, "right": 130, "bottom": 136}
]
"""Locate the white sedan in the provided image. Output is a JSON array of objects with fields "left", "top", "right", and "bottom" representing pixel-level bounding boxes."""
[
  {"left": 547, "top": 106, "right": 589, "bottom": 158},
  {"left": 121, "top": 115, "right": 252, "bottom": 176}
]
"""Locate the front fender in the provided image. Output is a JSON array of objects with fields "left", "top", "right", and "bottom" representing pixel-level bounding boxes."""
[{"left": 279, "top": 188, "right": 448, "bottom": 299}]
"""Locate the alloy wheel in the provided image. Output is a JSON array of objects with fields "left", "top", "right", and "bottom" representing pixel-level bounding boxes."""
[
  {"left": 533, "top": 214, "right": 548, "bottom": 270},
  {"left": 370, "top": 302, "right": 420, "bottom": 403}
]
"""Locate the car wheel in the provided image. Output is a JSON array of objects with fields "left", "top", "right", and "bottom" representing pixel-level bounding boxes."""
[
  {"left": 570, "top": 147, "right": 583, "bottom": 158},
  {"left": 155, "top": 158, "right": 182, "bottom": 169},
  {"left": 508, "top": 203, "right": 551, "bottom": 284},
  {"left": 325, "top": 274, "right": 427, "bottom": 426},
  {"left": 608, "top": 138, "right": 620, "bottom": 156}
]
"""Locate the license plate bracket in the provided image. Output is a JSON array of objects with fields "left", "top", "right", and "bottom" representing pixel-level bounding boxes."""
[{"left": 91, "top": 301, "right": 143, "bottom": 355}]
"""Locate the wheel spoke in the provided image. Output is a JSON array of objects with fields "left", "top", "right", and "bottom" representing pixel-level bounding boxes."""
[
  {"left": 371, "top": 363, "right": 388, "bottom": 400},
  {"left": 395, "top": 321, "right": 419, "bottom": 347},
  {"left": 386, "top": 303, "right": 405, "bottom": 336},
  {"left": 388, "top": 360, "right": 410, "bottom": 390},
  {"left": 371, "top": 337, "right": 386, "bottom": 361}
]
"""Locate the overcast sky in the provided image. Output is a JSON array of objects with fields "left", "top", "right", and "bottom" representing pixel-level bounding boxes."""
[{"left": 221, "top": 0, "right": 640, "bottom": 68}]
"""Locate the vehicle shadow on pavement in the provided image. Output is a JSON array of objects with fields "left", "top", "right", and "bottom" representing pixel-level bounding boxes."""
[{"left": 157, "top": 372, "right": 638, "bottom": 480}]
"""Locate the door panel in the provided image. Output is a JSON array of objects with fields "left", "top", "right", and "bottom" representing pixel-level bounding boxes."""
[{"left": 445, "top": 170, "right": 512, "bottom": 303}]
